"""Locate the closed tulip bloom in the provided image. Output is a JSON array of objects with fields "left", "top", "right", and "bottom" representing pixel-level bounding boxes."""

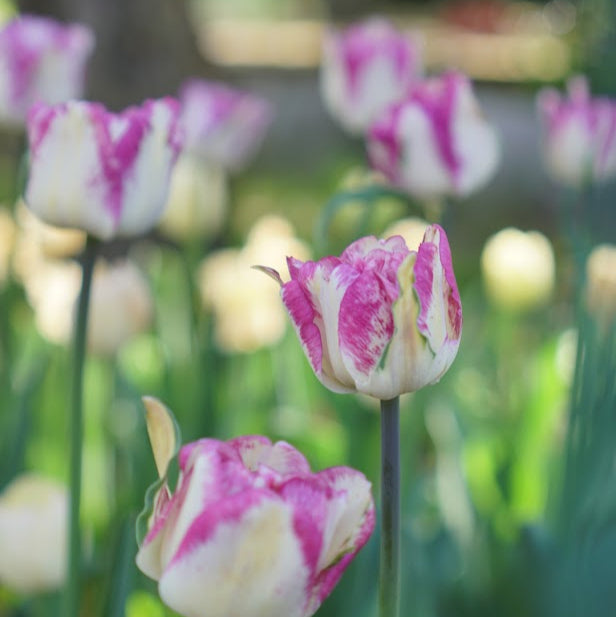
[
  {"left": 22, "top": 257, "right": 153, "bottom": 356},
  {"left": 368, "top": 71, "right": 500, "bottom": 199},
  {"left": 0, "top": 474, "right": 68, "bottom": 593},
  {"left": 24, "top": 97, "right": 183, "bottom": 240},
  {"left": 179, "top": 78, "right": 272, "bottom": 171},
  {"left": 481, "top": 227, "right": 555, "bottom": 312},
  {"left": 136, "top": 433, "right": 375, "bottom": 617},
  {"left": 320, "top": 18, "right": 421, "bottom": 134},
  {"left": 537, "top": 75, "right": 616, "bottom": 187},
  {"left": 585, "top": 244, "right": 616, "bottom": 325},
  {"left": 0, "top": 15, "right": 94, "bottom": 125},
  {"left": 262, "top": 224, "right": 462, "bottom": 399},
  {"left": 159, "top": 155, "right": 227, "bottom": 242}
]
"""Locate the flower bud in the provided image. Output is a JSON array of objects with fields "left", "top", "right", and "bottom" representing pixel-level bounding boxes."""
[
  {"left": 24, "top": 97, "right": 183, "bottom": 240},
  {"left": 262, "top": 224, "right": 462, "bottom": 399},
  {"left": 320, "top": 17, "right": 422, "bottom": 134},
  {"left": 0, "top": 474, "right": 67, "bottom": 593},
  {"left": 368, "top": 71, "right": 500, "bottom": 199},
  {"left": 480, "top": 227, "right": 555, "bottom": 312},
  {"left": 0, "top": 15, "right": 94, "bottom": 125}
]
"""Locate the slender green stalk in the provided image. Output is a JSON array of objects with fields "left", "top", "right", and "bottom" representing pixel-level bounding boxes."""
[
  {"left": 65, "top": 235, "right": 98, "bottom": 617},
  {"left": 379, "top": 396, "right": 401, "bottom": 617}
]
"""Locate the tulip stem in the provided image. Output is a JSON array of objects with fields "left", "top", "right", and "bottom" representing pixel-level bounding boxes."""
[
  {"left": 66, "top": 235, "right": 98, "bottom": 617},
  {"left": 379, "top": 396, "right": 400, "bottom": 617}
]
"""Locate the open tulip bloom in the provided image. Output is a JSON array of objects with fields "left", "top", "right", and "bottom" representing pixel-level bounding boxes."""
[
  {"left": 24, "top": 97, "right": 183, "bottom": 240},
  {"left": 136, "top": 400, "right": 375, "bottom": 617},
  {"left": 261, "top": 224, "right": 462, "bottom": 400},
  {"left": 367, "top": 71, "right": 500, "bottom": 199}
]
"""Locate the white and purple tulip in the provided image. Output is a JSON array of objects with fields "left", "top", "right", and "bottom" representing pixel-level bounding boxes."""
[
  {"left": 537, "top": 75, "right": 616, "bottom": 187},
  {"left": 320, "top": 17, "right": 422, "bottom": 135},
  {"left": 136, "top": 433, "right": 375, "bottom": 617},
  {"left": 24, "top": 97, "right": 183, "bottom": 240},
  {"left": 179, "top": 78, "right": 272, "bottom": 172},
  {"left": 0, "top": 15, "right": 94, "bottom": 125},
  {"left": 262, "top": 224, "right": 462, "bottom": 400},
  {"left": 367, "top": 71, "right": 500, "bottom": 199}
]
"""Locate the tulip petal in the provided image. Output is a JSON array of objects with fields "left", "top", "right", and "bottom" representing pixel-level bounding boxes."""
[
  {"left": 337, "top": 268, "right": 395, "bottom": 377},
  {"left": 281, "top": 279, "right": 323, "bottom": 376},
  {"left": 159, "top": 498, "right": 309, "bottom": 617},
  {"left": 415, "top": 225, "right": 462, "bottom": 352},
  {"left": 311, "top": 467, "right": 375, "bottom": 607},
  {"left": 142, "top": 396, "right": 181, "bottom": 479},
  {"left": 227, "top": 436, "right": 312, "bottom": 477}
]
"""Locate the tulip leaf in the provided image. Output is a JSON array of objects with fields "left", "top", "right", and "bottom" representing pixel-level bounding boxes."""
[
  {"left": 142, "top": 396, "right": 182, "bottom": 479},
  {"left": 136, "top": 398, "right": 183, "bottom": 547},
  {"left": 135, "top": 476, "right": 165, "bottom": 547}
]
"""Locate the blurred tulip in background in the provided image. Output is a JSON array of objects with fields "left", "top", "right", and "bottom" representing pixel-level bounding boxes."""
[
  {"left": 0, "top": 14, "right": 94, "bottom": 125},
  {"left": 481, "top": 227, "right": 555, "bottom": 312},
  {"left": 199, "top": 215, "right": 310, "bottom": 353},
  {"left": 585, "top": 243, "right": 616, "bottom": 326},
  {"left": 158, "top": 155, "right": 227, "bottom": 242},
  {"left": 320, "top": 17, "right": 422, "bottom": 135},
  {"left": 367, "top": 71, "right": 500, "bottom": 199},
  {"left": 22, "top": 257, "right": 152, "bottom": 356},
  {"left": 24, "top": 97, "right": 183, "bottom": 240},
  {"left": 0, "top": 474, "right": 67, "bottom": 593},
  {"left": 178, "top": 78, "right": 272, "bottom": 172},
  {"left": 537, "top": 75, "right": 616, "bottom": 187}
]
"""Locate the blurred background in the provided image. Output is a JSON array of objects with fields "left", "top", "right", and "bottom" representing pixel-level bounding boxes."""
[{"left": 0, "top": 0, "right": 615, "bottom": 616}]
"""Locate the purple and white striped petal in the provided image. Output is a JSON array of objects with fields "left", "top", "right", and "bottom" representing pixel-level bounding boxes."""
[
  {"left": 368, "top": 71, "right": 499, "bottom": 199},
  {"left": 0, "top": 15, "right": 94, "bottom": 125},
  {"left": 179, "top": 78, "right": 272, "bottom": 171},
  {"left": 537, "top": 75, "right": 616, "bottom": 186},
  {"left": 320, "top": 18, "right": 422, "bottom": 134}
]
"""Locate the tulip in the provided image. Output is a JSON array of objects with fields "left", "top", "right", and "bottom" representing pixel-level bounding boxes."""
[
  {"left": 480, "top": 227, "right": 555, "bottom": 312},
  {"left": 537, "top": 75, "right": 616, "bottom": 187},
  {"left": 199, "top": 215, "right": 310, "bottom": 353},
  {"left": 178, "top": 78, "right": 272, "bottom": 172},
  {"left": 585, "top": 243, "right": 616, "bottom": 326},
  {"left": 24, "top": 97, "right": 183, "bottom": 240},
  {"left": 320, "top": 17, "right": 422, "bottom": 134},
  {"left": 0, "top": 14, "right": 94, "bottom": 125},
  {"left": 158, "top": 155, "right": 227, "bottom": 241},
  {"left": 0, "top": 206, "right": 15, "bottom": 288},
  {"left": 136, "top": 399, "right": 375, "bottom": 617},
  {"left": 22, "top": 257, "right": 153, "bottom": 356},
  {"left": 367, "top": 71, "right": 500, "bottom": 199},
  {"left": 0, "top": 474, "right": 68, "bottom": 593},
  {"left": 260, "top": 224, "right": 462, "bottom": 400}
]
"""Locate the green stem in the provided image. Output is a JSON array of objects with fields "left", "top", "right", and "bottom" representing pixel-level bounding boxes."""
[
  {"left": 65, "top": 235, "right": 98, "bottom": 617},
  {"left": 379, "top": 396, "right": 400, "bottom": 617}
]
